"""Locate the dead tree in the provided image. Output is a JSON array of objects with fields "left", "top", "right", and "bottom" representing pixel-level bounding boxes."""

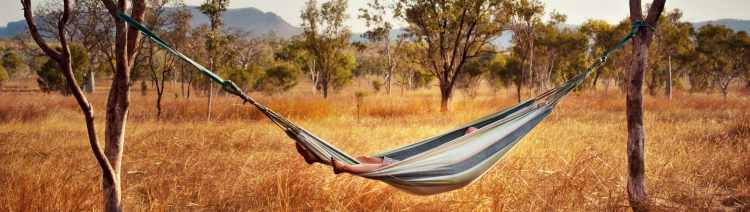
[{"left": 627, "top": 0, "right": 666, "bottom": 211}]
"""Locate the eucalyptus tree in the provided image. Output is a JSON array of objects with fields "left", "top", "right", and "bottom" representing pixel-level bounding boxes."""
[
  {"left": 508, "top": 0, "right": 544, "bottom": 95},
  {"left": 199, "top": 0, "right": 229, "bottom": 121},
  {"left": 395, "top": 0, "right": 513, "bottom": 111},
  {"left": 300, "top": 0, "right": 354, "bottom": 98},
  {"left": 694, "top": 24, "right": 743, "bottom": 97},
  {"left": 141, "top": 0, "right": 187, "bottom": 119},
  {"left": 23, "top": 0, "right": 147, "bottom": 210},
  {"left": 360, "top": 0, "right": 400, "bottom": 94},
  {"left": 68, "top": 0, "right": 112, "bottom": 93},
  {"left": 626, "top": 0, "right": 666, "bottom": 210},
  {"left": 649, "top": 9, "right": 693, "bottom": 98}
]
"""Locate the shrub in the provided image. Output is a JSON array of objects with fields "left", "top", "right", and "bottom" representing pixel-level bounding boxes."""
[
  {"left": 0, "top": 65, "right": 8, "bottom": 87},
  {"left": 2, "top": 51, "right": 24, "bottom": 77},
  {"left": 255, "top": 63, "right": 301, "bottom": 94},
  {"left": 35, "top": 45, "right": 89, "bottom": 94}
]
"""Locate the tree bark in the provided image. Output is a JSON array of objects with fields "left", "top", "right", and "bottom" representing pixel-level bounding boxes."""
[
  {"left": 23, "top": 0, "right": 128, "bottom": 211},
  {"left": 385, "top": 38, "right": 393, "bottom": 95},
  {"left": 85, "top": 70, "right": 96, "bottom": 93},
  {"left": 627, "top": 0, "right": 666, "bottom": 211},
  {"left": 667, "top": 56, "right": 673, "bottom": 99},
  {"left": 101, "top": 0, "right": 146, "bottom": 211},
  {"left": 440, "top": 84, "right": 453, "bottom": 112}
]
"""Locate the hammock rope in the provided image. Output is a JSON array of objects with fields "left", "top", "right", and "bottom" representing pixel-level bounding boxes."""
[{"left": 117, "top": 11, "right": 646, "bottom": 195}]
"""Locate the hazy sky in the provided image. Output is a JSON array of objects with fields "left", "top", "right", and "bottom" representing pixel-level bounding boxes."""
[{"left": 2, "top": 0, "right": 749, "bottom": 32}]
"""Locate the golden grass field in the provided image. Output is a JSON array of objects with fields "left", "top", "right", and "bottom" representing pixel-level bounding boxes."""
[{"left": 0, "top": 81, "right": 749, "bottom": 211}]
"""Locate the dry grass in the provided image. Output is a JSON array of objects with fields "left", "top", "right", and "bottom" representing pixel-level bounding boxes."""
[{"left": 0, "top": 84, "right": 748, "bottom": 211}]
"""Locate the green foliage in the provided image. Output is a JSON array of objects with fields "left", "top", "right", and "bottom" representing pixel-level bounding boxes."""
[
  {"left": 691, "top": 24, "right": 748, "bottom": 95},
  {"left": 354, "top": 53, "right": 386, "bottom": 76},
  {"left": 2, "top": 51, "right": 24, "bottom": 77},
  {"left": 457, "top": 52, "right": 493, "bottom": 96},
  {"left": 225, "top": 64, "right": 264, "bottom": 91},
  {"left": 0, "top": 65, "right": 8, "bottom": 87},
  {"left": 331, "top": 51, "right": 356, "bottom": 90},
  {"left": 199, "top": 0, "right": 229, "bottom": 29},
  {"left": 301, "top": 0, "right": 352, "bottom": 97},
  {"left": 646, "top": 9, "right": 694, "bottom": 95},
  {"left": 397, "top": 0, "right": 513, "bottom": 109},
  {"left": 36, "top": 45, "right": 89, "bottom": 94},
  {"left": 255, "top": 63, "right": 301, "bottom": 94},
  {"left": 489, "top": 53, "right": 523, "bottom": 89}
]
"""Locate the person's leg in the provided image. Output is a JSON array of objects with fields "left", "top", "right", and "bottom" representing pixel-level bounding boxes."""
[
  {"left": 356, "top": 155, "right": 384, "bottom": 164},
  {"left": 332, "top": 158, "right": 386, "bottom": 174}
]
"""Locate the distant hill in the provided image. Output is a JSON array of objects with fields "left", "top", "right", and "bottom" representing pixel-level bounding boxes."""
[
  {"left": 0, "top": 20, "right": 27, "bottom": 38},
  {"left": 693, "top": 19, "right": 750, "bottom": 33},
  {"left": 0, "top": 6, "right": 301, "bottom": 38},
  {"left": 185, "top": 7, "right": 301, "bottom": 38}
]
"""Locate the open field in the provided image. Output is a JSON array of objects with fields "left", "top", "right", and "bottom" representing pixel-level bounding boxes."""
[{"left": 0, "top": 83, "right": 749, "bottom": 211}]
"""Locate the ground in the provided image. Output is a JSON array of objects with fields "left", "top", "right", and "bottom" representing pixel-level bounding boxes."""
[{"left": 0, "top": 82, "right": 748, "bottom": 211}]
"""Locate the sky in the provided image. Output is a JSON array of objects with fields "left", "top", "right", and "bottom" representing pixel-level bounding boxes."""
[{"left": 2, "top": 0, "right": 749, "bottom": 32}]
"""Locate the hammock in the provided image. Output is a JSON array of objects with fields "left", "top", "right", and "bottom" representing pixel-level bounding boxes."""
[{"left": 117, "top": 12, "right": 644, "bottom": 195}]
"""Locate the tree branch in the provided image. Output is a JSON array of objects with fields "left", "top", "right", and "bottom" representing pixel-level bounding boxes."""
[{"left": 21, "top": 0, "right": 62, "bottom": 60}]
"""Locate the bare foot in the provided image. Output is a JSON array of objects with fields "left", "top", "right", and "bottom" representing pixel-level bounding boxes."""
[
  {"left": 465, "top": 127, "right": 479, "bottom": 135},
  {"left": 295, "top": 143, "right": 319, "bottom": 164}
]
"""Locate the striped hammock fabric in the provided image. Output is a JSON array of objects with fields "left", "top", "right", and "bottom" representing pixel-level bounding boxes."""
[
  {"left": 116, "top": 11, "right": 628, "bottom": 195},
  {"left": 285, "top": 71, "right": 590, "bottom": 195}
]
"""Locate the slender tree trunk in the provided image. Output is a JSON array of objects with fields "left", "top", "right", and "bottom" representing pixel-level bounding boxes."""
[
  {"left": 666, "top": 55, "right": 672, "bottom": 100},
  {"left": 516, "top": 81, "right": 522, "bottom": 103},
  {"left": 102, "top": 1, "right": 145, "bottom": 211},
  {"left": 385, "top": 38, "right": 393, "bottom": 95},
  {"left": 627, "top": 1, "right": 665, "bottom": 211},
  {"left": 23, "top": 1, "right": 122, "bottom": 209},
  {"left": 310, "top": 59, "right": 318, "bottom": 94},
  {"left": 207, "top": 82, "right": 213, "bottom": 120},
  {"left": 439, "top": 84, "right": 452, "bottom": 112},
  {"left": 528, "top": 38, "right": 535, "bottom": 94},
  {"left": 85, "top": 70, "right": 96, "bottom": 93}
]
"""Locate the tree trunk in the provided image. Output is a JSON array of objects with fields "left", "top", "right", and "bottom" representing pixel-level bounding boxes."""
[
  {"left": 385, "top": 38, "right": 393, "bottom": 95},
  {"left": 627, "top": 31, "right": 649, "bottom": 210},
  {"left": 439, "top": 84, "right": 452, "bottom": 112},
  {"left": 528, "top": 38, "right": 535, "bottom": 95},
  {"left": 322, "top": 78, "right": 329, "bottom": 98},
  {"left": 627, "top": 1, "right": 666, "bottom": 210},
  {"left": 516, "top": 81, "right": 522, "bottom": 103},
  {"left": 666, "top": 55, "right": 672, "bottom": 100},
  {"left": 207, "top": 82, "right": 213, "bottom": 120},
  {"left": 84, "top": 70, "right": 95, "bottom": 93},
  {"left": 102, "top": 1, "right": 146, "bottom": 211}
]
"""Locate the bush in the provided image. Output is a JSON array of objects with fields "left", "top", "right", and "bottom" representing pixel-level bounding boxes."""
[
  {"left": 255, "top": 63, "right": 301, "bottom": 94},
  {"left": 225, "top": 65, "right": 264, "bottom": 91},
  {"left": 0, "top": 65, "right": 8, "bottom": 87},
  {"left": 35, "top": 45, "right": 89, "bottom": 94},
  {"left": 2, "top": 51, "right": 24, "bottom": 77}
]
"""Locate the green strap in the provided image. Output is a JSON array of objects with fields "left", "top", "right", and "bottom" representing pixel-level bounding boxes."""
[
  {"left": 117, "top": 11, "right": 298, "bottom": 131},
  {"left": 600, "top": 20, "right": 648, "bottom": 63}
]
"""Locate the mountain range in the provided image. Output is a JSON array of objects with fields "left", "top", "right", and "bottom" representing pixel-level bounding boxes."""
[
  {"left": 0, "top": 6, "right": 301, "bottom": 38},
  {"left": 1, "top": 7, "right": 749, "bottom": 45}
]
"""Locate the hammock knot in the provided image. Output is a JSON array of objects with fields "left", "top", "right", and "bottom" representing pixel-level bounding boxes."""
[
  {"left": 222, "top": 80, "right": 244, "bottom": 97},
  {"left": 631, "top": 20, "right": 655, "bottom": 33}
]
